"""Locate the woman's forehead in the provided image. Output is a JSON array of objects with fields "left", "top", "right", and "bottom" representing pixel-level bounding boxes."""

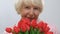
[{"left": 22, "top": 2, "right": 41, "bottom": 8}]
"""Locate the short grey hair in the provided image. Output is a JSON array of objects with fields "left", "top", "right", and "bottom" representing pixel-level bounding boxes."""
[{"left": 15, "top": 0, "right": 44, "bottom": 14}]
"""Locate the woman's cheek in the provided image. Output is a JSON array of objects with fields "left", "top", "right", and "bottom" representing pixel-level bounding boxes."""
[
  {"left": 34, "top": 11, "right": 40, "bottom": 16},
  {"left": 21, "top": 11, "right": 28, "bottom": 17}
]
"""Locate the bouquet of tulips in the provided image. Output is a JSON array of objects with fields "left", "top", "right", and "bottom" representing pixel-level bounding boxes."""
[{"left": 5, "top": 18, "right": 53, "bottom": 34}]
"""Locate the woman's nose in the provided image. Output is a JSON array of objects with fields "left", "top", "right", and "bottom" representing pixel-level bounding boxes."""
[{"left": 29, "top": 8, "right": 34, "bottom": 16}]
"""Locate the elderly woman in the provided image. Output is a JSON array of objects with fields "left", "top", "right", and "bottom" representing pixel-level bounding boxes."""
[
  {"left": 4, "top": 0, "right": 56, "bottom": 34},
  {"left": 15, "top": 0, "right": 43, "bottom": 21}
]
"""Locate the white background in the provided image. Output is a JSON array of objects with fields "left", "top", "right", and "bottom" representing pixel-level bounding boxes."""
[{"left": 0, "top": 0, "right": 60, "bottom": 34}]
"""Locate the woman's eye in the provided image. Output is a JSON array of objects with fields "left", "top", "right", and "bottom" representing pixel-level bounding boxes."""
[
  {"left": 25, "top": 6, "right": 30, "bottom": 9},
  {"left": 34, "top": 7, "right": 39, "bottom": 10}
]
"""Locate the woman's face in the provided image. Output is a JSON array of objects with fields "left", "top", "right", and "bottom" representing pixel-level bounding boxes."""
[{"left": 20, "top": 4, "right": 42, "bottom": 20}]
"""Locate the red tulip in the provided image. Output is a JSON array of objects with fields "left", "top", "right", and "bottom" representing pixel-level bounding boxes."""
[
  {"left": 31, "top": 19, "right": 37, "bottom": 28},
  {"left": 18, "top": 21, "right": 23, "bottom": 28},
  {"left": 18, "top": 18, "right": 31, "bottom": 32},
  {"left": 5, "top": 27, "right": 12, "bottom": 33},
  {"left": 44, "top": 27, "right": 50, "bottom": 32},
  {"left": 21, "top": 18, "right": 30, "bottom": 24},
  {"left": 38, "top": 21, "right": 44, "bottom": 28},
  {"left": 21, "top": 24, "right": 27, "bottom": 32},
  {"left": 46, "top": 32, "right": 53, "bottom": 34},
  {"left": 43, "top": 23, "right": 47, "bottom": 29},
  {"left": 25, "top": 24, "right": 30, "bottom": 31},
  {"left": 13, "top": 26, "right": 20, "bottom": 33},
  {"left": 18, "top": 18, "right": 30, "bottom": 28}
]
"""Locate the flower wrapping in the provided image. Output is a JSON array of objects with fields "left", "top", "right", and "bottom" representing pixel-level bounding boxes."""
[{"left": 5, "top": 18, "right": 53, "bottom": 34}]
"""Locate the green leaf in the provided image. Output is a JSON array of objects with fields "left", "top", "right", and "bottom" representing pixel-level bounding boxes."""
[
  {"left": 18, "top": 29, "right": 24, "bottom": 34},
  {"left": 18, "top": 32, "right": 22, "bottom": 34},
  {"left": 18, "top": 31, "right": 22, "bottom": 34},
  {"left": 34, "top": 28, "right": 40, "bottom": 34},
  {"left": 30, "top": 26, "right": 35, "bottom": 34},
  {"left": 25, "top": 30, "right": 29, "bottom": 34}
]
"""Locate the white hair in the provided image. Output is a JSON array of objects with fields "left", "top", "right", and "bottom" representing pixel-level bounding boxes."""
[{"left": 15, "top": 0, "right": 44, "bottom": 14}]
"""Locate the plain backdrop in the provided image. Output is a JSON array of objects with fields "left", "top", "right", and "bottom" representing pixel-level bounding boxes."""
[{"left": 0, "top": 0, "right": 60, "bottom": 34}]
